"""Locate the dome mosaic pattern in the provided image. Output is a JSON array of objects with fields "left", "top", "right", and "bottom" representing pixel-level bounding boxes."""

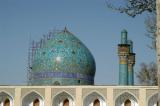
[{"left": 29, "top": 28, "right": 96, "bottom": 85}]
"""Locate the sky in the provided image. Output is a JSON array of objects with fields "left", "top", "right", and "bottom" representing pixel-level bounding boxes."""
[{"left": 0, "top": 0, "right": 156, "bottom": 85}]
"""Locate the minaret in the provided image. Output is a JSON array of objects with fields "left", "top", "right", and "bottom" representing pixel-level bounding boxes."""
[
  {"left": 127, "top": 40, "right": 135, "bottom": 85},
  {"left": 118, "top": 29, "right": 130, "bottom": 85}
]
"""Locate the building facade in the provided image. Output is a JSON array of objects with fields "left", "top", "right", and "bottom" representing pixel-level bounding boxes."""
[{"left": 0, "top": 86, "right": 158, "bottom": 106}]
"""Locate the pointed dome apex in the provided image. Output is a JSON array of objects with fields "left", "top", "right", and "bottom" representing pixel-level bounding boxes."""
[
  {"left": 64, "top": 26, "right": 68, "bottom": 32},
  {"left": 63, "top": 27, "right": 73, "bottom": 35}
]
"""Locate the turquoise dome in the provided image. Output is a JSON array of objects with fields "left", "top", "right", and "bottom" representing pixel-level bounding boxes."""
[{"left": 30, "top": 28, "right": 96, "bottom": 85}]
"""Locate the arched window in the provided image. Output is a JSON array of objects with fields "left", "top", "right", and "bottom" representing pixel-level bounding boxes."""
[
  {"left": 124, "top": 99, "right": 131, "bottom": 106},
  {"left": 83, "top": 92, "right": 106, "bottom": 106},
  {"left": 4, "top": 98, "right": 10, "bottom": 106},
  {"left": 115, "top": 92, "right": 138, "bottom": 106},
  {"left": 0, "top": 92, "right": 13, "bottom": 106},
  {"left": 148, "top": 93, "right": 158, "bottom": 106},
  {"left": 63, "top": 99, "right": 69, "bottom": 106},
  {"left": 52, "top": 91, "right": 74, "bottom": 106},
  {"left": 22, "top": 91, "right": 44, "bottom": 106},
  {"left": 33, "top": 98, "right": 40, "bottom": 106},
  {"left": 93, "top": 99, "right": 100, "bottom": 106}
]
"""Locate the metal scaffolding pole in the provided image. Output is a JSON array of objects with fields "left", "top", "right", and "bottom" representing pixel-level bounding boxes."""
[{"left": 156, "top": 0, "right": 160, "bottom": 105}]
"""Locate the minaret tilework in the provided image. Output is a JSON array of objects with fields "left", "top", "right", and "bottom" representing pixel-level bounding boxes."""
[
  {"left": 118, "top": 30, "right": 130, "bottom": 85},
  {"left": 118, "top": 30, "right": 136, "bottom": 85},
  {"left": 127, "top": 40, "right": 135, "bottom": 85}
]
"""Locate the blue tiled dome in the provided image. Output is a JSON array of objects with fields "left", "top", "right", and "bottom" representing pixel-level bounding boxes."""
[{"left": 30, "top": 28, "right": 96, "bottom": 85}]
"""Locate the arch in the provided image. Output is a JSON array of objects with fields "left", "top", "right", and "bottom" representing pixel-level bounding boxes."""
[
  {"left": 33, "top": 98, "right": 40, "bottom": 106},
  {"left": 4, "top": 98, "right": 10, "bottom": 106},
  {"left": 22, "top": 91, "right": 44, "bottom": 106},
  {"left": 93, "top": 99, "right": 100, "bottom": 106},
  {"left": 115, "top": 92, "right": 138, "bottom": 106},
  {"left": 148, "top": 93, "right": 158, "bottom": 106},
  {"left": 52, "top": 91, "right": 75, "bottom": 106},
  {"left": 63, "top": 99, "right": 69, "bottom": 106},
  {"left": 83, "top": 91, "right": 106, "bottom": 106},
  {"left": 0, "top": 91, "right": 13, "bottom": 106},
  {"left": 124, "top": 99, "right": 131, "bottom": 106}
]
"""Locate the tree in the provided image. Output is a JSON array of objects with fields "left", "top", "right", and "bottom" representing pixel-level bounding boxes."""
[
  {"left": 145, "top": 13, "right": 157, "bottom": 49},
  {"left": 136, "top": 62, "right": 157, "bottom": 85},
  {"left": 106, "top": 0, "right": 156, "bottom": 48},
  {"left": 106, "top": 0, "right": 156, "bottom": 17}
]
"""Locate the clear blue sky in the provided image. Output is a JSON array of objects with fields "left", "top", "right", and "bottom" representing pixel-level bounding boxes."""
[{"left": 0, "top": 0, "right": 156, "bottom": 85}]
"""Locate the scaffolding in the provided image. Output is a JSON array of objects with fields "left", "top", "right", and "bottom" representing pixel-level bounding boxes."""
[{"left": 27, "top": 29, "right": 61, "bottom": 85}]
